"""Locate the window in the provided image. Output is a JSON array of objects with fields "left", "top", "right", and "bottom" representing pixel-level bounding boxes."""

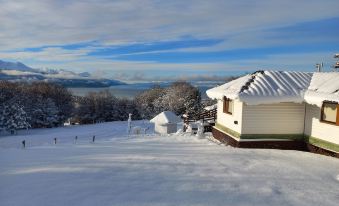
[
  {"left": 321, "top": 101, "right": 339, "bottom": 125},
  {"left": 223, "top": 96, "right": 233, "bottom": 114}
]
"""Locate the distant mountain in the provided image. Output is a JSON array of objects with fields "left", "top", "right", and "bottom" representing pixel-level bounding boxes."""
[
  {"left": 0, "top": 60, "right": 126, "bottom": 87},
  {"left": 78, "top": 72, "right": 91, "bottom": 77},
  {"left": 0, "top": 60, "right": 35, "bottom": 72}
]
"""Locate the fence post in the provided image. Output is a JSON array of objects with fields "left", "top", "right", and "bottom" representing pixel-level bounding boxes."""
[
  {"left": 75, "top": 136, "right": 78, "bottom": 144},
  {"left": 92, "top": 135, "right": 95, "bottom": 143},
  {"left": 54, "top": 138, "right": 57, "bottom": 145},
  {"left": 22, "top": 140, "right": 25, "bottom": 148}
]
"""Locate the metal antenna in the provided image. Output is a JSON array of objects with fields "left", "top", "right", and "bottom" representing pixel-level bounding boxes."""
[
  {"left": 315, "top": 62, "right": 323, "bottom": 72},
  {"left": 334, "top": 54, "right": 339, "bottom": 72},
  {"left": 315, "top": 63, "right": 321, "bottom": 72}
]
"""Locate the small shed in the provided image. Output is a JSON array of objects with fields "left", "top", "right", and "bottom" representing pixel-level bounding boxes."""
[{"left": 150, "top": 111, "right": 181, "bottom": 134}]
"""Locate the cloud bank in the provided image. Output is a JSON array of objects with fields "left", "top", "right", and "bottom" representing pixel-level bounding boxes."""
[{"left": 0, "top": 0, "right": 338, "bottom": 80}]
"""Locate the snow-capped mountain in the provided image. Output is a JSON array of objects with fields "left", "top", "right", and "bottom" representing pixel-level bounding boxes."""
[
  {"left": 0, "top": 60, "right": 125, "bottom": 87},
  {"left": 0, "top": 60, "right": 35, "bottom": 72}
]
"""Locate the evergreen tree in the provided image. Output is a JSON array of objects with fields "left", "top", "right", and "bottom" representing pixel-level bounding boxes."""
[{"left": 0, "top": 102, "right": 30, "bottom": 134}]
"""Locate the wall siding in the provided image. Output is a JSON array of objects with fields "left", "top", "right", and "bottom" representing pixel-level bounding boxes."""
[
  {"left": 215, "top": 99, "right": 339, "bottom": 153},
  {"left": 241, "top": 103, "right": 305, "bottom": 134},
  {"left": 304, "top": 104, "right": 339, "bottom": 145},
  {"left": 216, "top": 99, "right": 243, "bottom": 133}
]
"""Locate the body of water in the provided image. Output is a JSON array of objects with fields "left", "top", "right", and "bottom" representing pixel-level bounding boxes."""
[{"left": 68, "top": 81, "right": 223, "bottom": 99}]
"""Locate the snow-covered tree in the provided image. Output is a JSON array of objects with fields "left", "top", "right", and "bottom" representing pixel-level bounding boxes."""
[
  {"left": 0, "top": 81, "right": 74, "bottom": 129},
  {"left": 0, "top": 102, "right": 30, "bottom": 134},
  {"left": 135, "top": 82, "right": 202, "bottom": 119},
  {"left": 24, "top": 82, "right": 73, "bottom": 126},
  {"left": 73, "top": 90, "right": 142, "bottom": 123},
  {"left": 30, "top": 97, "right": 59, "bottom": 128},
  {"left": 135, "top": 86, "right": 166, "bottom": 119},
  {"left": 161, "top": 81, "right": 202, "bottom": 117}
]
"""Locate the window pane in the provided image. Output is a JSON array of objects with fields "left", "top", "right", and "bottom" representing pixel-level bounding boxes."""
[
  {"left": 223, "top": 99, "right": 227, "bottom": 113},
  {"left": 322, "top": 103, "right": 337, "bottom": 123},
  {"left": 227, "top": 100, "right": 233, "bottom": 114}
]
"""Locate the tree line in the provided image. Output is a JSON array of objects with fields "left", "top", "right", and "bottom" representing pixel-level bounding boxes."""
[
  {"left": 0, "top": 80, "right": 208, "bottom": 134},
  {"left": 0, "top": 81, "right": 73, "bottom": 133}
]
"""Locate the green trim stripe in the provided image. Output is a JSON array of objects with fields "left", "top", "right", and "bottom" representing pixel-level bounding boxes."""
[
  {"left": 214, "top": 123, "right": 339, "bottom": 153},
  {"left": 214, "top": 123, "right": 303, "bottom": 140},
  {"left": 215, "top": 122, "right": 241, "bottom": 139},
  {"left": 241, "top": 134, "right": 304, "bottom": 140},
  {"left": 304, "top": 136, "right": 339, "bottom": 153}
]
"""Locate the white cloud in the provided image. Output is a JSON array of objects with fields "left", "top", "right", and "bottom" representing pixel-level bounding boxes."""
[
  {"left": 0, "top": 0, "right": 338, "bottom": 50},
  {"left": 0, "top": 0, "right": 338, "bottom": 78},
  {"left": 0, "top": 47, "right": 92, "bottom": 61},
  {"left": 21, "top": 51, "right": 334, "bottom": 80}
]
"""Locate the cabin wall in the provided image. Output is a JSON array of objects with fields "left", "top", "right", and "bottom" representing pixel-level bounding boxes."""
[
  {"left": 304, "top": 104, "right": 339, "bottom": 145},
  {"left": 216, "top": 99, "right": 243, "bottom": 133},
  {"left": 154, "top": 124, "right": 168, "bottom": 134},
  {"left": 241, "top": 102, "right": 305, "bottom": 134},
  {"left": 166, "top": 123, "right": 178, "bottom": 134}
]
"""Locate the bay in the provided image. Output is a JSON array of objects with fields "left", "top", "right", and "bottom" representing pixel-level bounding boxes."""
[{"left": 68, "top": 81, "right": 222, "bottom": 99}]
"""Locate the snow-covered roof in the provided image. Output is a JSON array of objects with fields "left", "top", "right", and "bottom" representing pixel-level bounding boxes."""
[
  {"left": 206, "top": 70, "right": 339, "bottom": 106},
  {"left": 206, "top": 74, "right": 253, "bottom": 100},
  {"left": 304, "top": 72, "right": 339, "bottom": 106},
  {"left": 150, "top": 111, "right": 181, "bottom": 124}
]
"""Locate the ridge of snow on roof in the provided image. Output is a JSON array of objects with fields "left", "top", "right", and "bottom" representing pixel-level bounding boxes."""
[
  {"left": 207, "top": 71, "right": 313, "bottom": 105},
  {"left": 304, "top": 72, "right": 339, "bottom": 106},
  {"left": 206, "top": 74, "right": 252, "bottom": 100},
  {"left": 150, "top": 111, "right": 181, "bottom": 124}
]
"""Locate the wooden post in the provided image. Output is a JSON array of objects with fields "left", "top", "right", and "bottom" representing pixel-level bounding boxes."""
[
  {"left": 22, "top": 140, "right": 25, "bottom": 148},
  {"left": 54, "top": 138, "right": 57, "bottom": 145},
  {"left": 92, "top": 135, "right": 95, "bottom": 143}
]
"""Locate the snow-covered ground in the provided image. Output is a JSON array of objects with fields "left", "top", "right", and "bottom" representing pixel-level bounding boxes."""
[{"left": 0, "top": 121, "right": 339, "bottom": 206}]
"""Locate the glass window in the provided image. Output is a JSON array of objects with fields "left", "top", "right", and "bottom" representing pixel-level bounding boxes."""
[
  {"left": 223, "top": 97, "right": 233, "bottom": 115},
  {"left": 227, "top": 99, "right": 233, "bottom": 114},
  {"left": 321, "top": 102, "right": 338, "bottom": 125}
]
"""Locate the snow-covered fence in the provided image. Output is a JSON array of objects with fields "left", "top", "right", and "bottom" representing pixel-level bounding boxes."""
[
  {"left": 183, "top": 108, "right": 217, "bottom": 132},
  {"left": 127, "top": 113, "right": 132, "bottom": 134},
  {"left": 13, "top": 120, "right": 154, "bottom": 148},
  {"left": 18, "top": 135, "right": 102, "bottom": 148},
  {"left": 132, "top": 126, "right": 142, "bottom": 134}
]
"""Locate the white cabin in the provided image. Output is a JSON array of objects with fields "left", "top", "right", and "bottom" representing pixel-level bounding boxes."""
[{"left": 207, "top": 71, "right": 339, "bottom": 156}]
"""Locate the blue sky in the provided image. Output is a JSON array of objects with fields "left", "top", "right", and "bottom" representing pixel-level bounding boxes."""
[{"left": 0, "top": 0, "right": 338, "bottom": 82}]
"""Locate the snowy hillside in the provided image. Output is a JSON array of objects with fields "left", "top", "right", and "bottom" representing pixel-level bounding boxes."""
[{"left": 0, "top": 121, "right": 339, "bottom": 206}]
